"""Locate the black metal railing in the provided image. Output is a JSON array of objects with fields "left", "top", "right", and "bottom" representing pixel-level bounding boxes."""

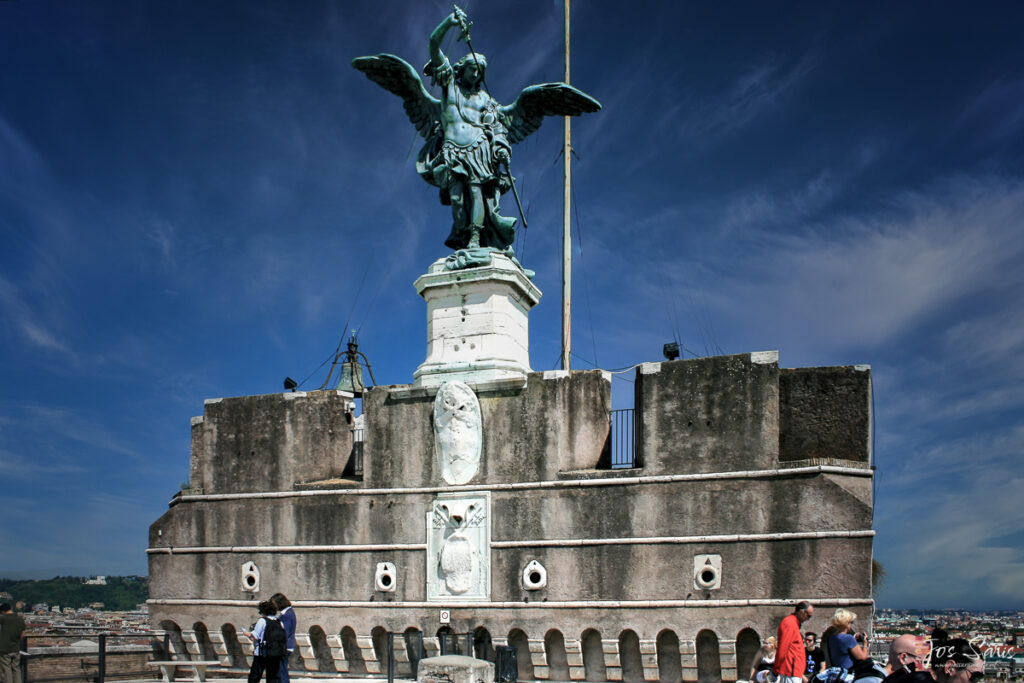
[
  {"left": 387, "top": 631, "right": 426, "bottom": 683},
  {"left": 350, "top": 428, "right": 364, "bottom": 477},
  {"left": 20, "top": 632, "right": 167, "bottom": 683},
  {"left": 610, "top": 408, "right": 637, "bottom": 468},
  {"left": 437, "top": 631, "right": 473, "bottom": 658}
]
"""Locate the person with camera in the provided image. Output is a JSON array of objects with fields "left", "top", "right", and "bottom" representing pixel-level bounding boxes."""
[
  {"left": 822, "top": 609, "right": 870, "bottom": 671},
  {"left": 241, "top": 600, "right": 286, "bottom": 683}
]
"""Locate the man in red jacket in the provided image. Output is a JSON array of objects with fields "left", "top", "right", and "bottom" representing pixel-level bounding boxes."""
[{"left": 775, "top": 602, "right": 815, "bottom": 683}]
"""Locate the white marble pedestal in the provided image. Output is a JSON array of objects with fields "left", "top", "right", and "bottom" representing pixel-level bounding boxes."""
[{"left": 413, "top": 252, "right": 542, "bottom": 388}]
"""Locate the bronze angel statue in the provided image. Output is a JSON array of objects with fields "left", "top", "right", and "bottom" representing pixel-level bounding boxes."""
[{"left": 353, "top": 5, "right": 601, "bottom": 254}]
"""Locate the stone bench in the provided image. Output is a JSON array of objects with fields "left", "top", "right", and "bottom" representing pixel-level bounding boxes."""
[{"left": 147, "top": 660, "right": 222, "bottom": 682}]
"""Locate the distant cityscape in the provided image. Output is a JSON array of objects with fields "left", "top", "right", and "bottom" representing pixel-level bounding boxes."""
[{"left": 871, "top": 609, "right": 1023, "bottom": 680}]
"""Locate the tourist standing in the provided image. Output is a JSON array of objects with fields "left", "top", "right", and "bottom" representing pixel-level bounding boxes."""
[
  {"left": 774, "top": 602, "right": 814, "bottom": 683},
  {"left": 272, "top": 593, "right": 296, "bottom": 683},
  {"left": 242, "top": 600, "right": 284, "bottom": 683},
  {"left": 0, "top": 603, "right": 26, "bottom": 683}
]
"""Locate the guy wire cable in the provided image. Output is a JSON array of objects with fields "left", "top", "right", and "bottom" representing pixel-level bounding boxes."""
[
  {"left": 571, "top": 176, "right": 599, "bottom": 369},
  {"left": 312, "top": 254, "right": 374, "bottom": 390}
]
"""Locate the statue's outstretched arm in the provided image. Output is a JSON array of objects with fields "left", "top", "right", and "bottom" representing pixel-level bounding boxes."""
[{"left": 429, "top": 9, "right": 463, "bottom": 70}]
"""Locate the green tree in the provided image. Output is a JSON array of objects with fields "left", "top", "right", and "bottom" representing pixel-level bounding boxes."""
[{"left": 872, "top": 559, "right": 887, "bottom": 594}]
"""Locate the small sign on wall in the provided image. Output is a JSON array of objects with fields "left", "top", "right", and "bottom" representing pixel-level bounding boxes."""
[{"left": 439, "top": 610, "right": 451, "bottom": 624}]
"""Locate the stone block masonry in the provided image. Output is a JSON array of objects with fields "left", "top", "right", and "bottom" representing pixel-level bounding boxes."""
[{"left": 149, "top": 353, "right": 874, "bottom": 682}]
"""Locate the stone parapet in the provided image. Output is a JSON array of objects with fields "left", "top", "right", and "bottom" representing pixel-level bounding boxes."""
[
  {"left": 779, "top": 365, "right": 872, "bottom": 463},
  {"left": 189, "top": 390, "right": 355, "bottom": 495},
  {"left": 362, "top": 370, "right": 611, "bottom": 488},
  {"left": 635, "top": 353, "right": 780, "bottom": 474}
]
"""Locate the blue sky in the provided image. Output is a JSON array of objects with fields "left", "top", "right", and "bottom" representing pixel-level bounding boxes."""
[{"left": 1, "top": 1, "right": 1022, "bottom": 611}]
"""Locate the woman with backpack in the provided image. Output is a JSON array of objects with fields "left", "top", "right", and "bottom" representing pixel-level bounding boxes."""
[
  {"left": 242, "top": 600, "right": 287, "bottom": 682},
  {"left": 271, "top": 593, "right": 297, "bottom": 683}
]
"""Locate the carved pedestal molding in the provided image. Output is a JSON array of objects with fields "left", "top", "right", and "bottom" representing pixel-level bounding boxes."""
[
  {"left": 529, "top": 638, "right": 550, "bottom": 679},
  {"left": 414, "top": 252, "right": 541, "bottom": 388},
  {"left": 719, "top": 640, "right": 738, "bottom": 683},
  {"left": 296, "top": 633, "right": 317, "bottom": 671},
  {"left": 564, "top": 638, "right": 586, "bottom": 680},
  {"left": 680, "top": 641, "right": 698, "bottom": 683},
  {"left": 603, "top": 639, "right": 622, "bottom": 682},
  {"left": 207, "top": 630, "right": 232, "bottom": 667},
  {"left": 325, "top": 634, "right": 350, "bottom": 672},
  {"left": 238, "top": 630, "right": 254, "bottom": 664},
  {"left": 424, "top": 636, "right": 442, "bottom": 658},
  {"left": 357, "top": 635, "right": 382, "bottom": 673},
  {"left": 639, "top": 639, "right": 660, "bottom": 681},
  {"left": 182, "top": 630, "right": 200, "bottom": 658}
]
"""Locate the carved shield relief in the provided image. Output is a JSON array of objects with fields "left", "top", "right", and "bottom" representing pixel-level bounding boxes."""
[
  {"left": 433, "top": 381, "right": 482, "bottom": 485},
  {"left": 426, "top": 491, "right": 490, "bottom": 601}
]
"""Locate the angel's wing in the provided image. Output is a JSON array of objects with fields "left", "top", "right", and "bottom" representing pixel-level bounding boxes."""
[
  {"left": 352, "top": 54, "right": 442, "bottom": 139},
  {"left": 499, "top": 83, "right": 601, "bottom": 145}
]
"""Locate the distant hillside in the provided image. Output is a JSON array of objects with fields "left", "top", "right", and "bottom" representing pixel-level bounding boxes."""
[{"left": 0, "top": 576, "right": 148, "bottom": 612}]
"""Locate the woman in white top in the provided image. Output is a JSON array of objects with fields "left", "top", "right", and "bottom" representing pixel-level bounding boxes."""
[
  {"left": 750, "top": 636, "right": 778, "bottom": 683},
  {"left": 241, "top": 600, "right": 282, "bottom": 683}
]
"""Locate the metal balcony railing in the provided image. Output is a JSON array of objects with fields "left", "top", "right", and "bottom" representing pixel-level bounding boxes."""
[{"left": 609, "top": 408, "right": 637, "bottom": 469}]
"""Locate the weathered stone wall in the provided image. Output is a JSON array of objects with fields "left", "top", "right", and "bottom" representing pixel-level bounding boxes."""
[
  {"left": 150, "top": 353, "right": 874, "bottom": 681},
  {"left": 363, "top": 370, "right": 612, "bottom": 488},
  {"left": 635, "top": 353, "right": 780, "bottom": 474},
  {"left": 189, "top": 390, "right": 355, "bottom": 494},
  {"left": 779, "top": 366, "right": 872, "bottom": 463},
  {"left": 149, "top": 472, "right": 871, "bottom": 603}
]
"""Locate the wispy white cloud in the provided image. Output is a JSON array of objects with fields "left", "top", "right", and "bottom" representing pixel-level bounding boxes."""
[
  {"left": 0, "top": 275, "right": 77, "bottom": 360},
  {"left": 0, "top": 448, "right": 86, "bottom": 479},
  {"left": 694, "top": 175, "right": 1024, "bottom": 353},
  {"left": 12, "top": 405, "right": 143, "bottom": 461},
  {"left": 144, "top": 216, "right": 178, "bottom": 271},
  {"left": 958, "top": 75, "right": 1024, "bottom": 143},
  {"left": 679, "top": 52, "right": 818, "bottom": 143},
  {"left": 0, "top": 115, "right": 47, "bottom": 184}
]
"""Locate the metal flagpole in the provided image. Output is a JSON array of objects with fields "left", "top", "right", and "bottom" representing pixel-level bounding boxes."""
[{"left": 561, "top": 0, "right": 572, "bottom": 371}]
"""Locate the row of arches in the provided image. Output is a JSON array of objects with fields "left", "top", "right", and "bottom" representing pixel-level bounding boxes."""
[{"left": 160, "top": 620, "right": 765, "bottom": 682}]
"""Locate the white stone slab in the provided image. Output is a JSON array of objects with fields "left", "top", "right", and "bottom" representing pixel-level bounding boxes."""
[
  {"left": 414, "top": 253, "right": 542, "bottom": 388},
  {"left": 426, "top": 491, "right": 491, "bottom": 601},
  {"left": 750, "top": 350, "right": 779, "bottom": 364},
  {"left": 434, "top": 382, "right": 482, "bottom": 485}
]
